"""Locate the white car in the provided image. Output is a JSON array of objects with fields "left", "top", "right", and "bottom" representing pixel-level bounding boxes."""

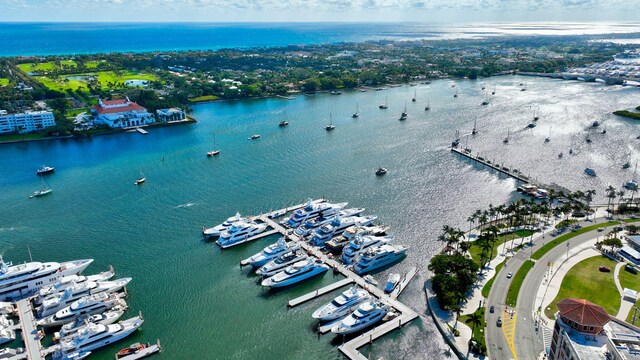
[{"left": 506, "top": 272, "right": 513, "bottom": 279}]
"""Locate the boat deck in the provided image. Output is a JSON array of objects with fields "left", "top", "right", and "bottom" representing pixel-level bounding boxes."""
[
  {"left": 219, "top": 229, "right": 279, "bottom": 249},
  {"left": 115, "top": 340, "right": 162, "bottom": 360}
]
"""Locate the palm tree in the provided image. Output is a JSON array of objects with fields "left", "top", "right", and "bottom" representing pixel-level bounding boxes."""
[
  {"left": 467, "top": 214, "right": 476, "bottom": 235},
  {"left": 606, "top": 186, "right": 617, "bottom": 216},
  {"left": 617, "top": 190, "right": 626, "bottom": 217},
  {"left": 584, "top": 189, "right": 596, "bottom": 220},
  {"left": 465, "top": 311, "right": 483, "bottom": 338}
]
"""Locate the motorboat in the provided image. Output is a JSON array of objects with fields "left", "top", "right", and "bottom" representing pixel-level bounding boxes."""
[
  {"left": 384, "top": 274, "right": 401, "bottom": 293},
  {"left": 216, "top": 221, "right": 268, "bottom": 248},
  {"left": 248, "top": 134, "right": 261, "bottom": 140},
  {"left": 134, "top": 177, "right": 145, "bottom": 185},
  {"left": 279, "top": 119, "right": 289, "bottom": 127},
  {"left": 309, "top": 215, "right": 378, "bottom": 247},
  {"left": 55, "top": 307, "right": 126, "bottom": 340},
  {"left": 36, "top": 165, "right": 55, "bottom": 175},
  {"left": 375, "top": 167, "right": 387, "bottom": 176},
  {"left": 352, "top": 103, "right": 359, "bottom": 118},
  {"left": 312, "top": 286, "right": 370, "bottom": 322},
  {"left": 256, "top": 250, "right": 308, "bottom": 277},
  {"left": 53, "top": 315, "right": 144, "bottom": 360},
  {"left": 240, "top": 238, "right": 300, "bottom": 268},
  {"left": 527, "top": 122, "right": 536, "bottom": 129},
  {"left": 0, "top": 257, "right": 93, "bottom": 302},
  {"left": 0, "top": 328, "right": 15, "bottom": 345},
  {"left": 202, "top": 213, "right": 246, "bottom": 238},
  {"left": 363, "top": 275, "right": 378, "bottom": 286},
  {"left": 341, "top": 235, "right": 394, "bottom": 265},
  {"left": 325, "top": 225, "right": 389, "bottom": 254},
  {"left": 0, "top": 348, "right": 20, "bottom": 359},
  {"left": 294, "top": 207, "right": 365, "bottom": 237},
  {"left": 625, "top": 179, "right": 639, "bottom": 190},
  {"left": 325, "top": 113, "right": 336, "bottom": 131},
  {"left": 54, "top": 350, "right": 91, "bottom": 360},
  {"left": 584, "top": 167, "right": 597, "bottom": 177},
  {"left": 37, "top": 267, "right": 115, "bottom": 300},
  {"left": 283, "top": 201, "right": 347, "bottom": 228},
  {"left": 0, "top": 314, "right": 13, "bottom": 328},
  {"left": 592, "top": 121, "right": 600, "bottom": 127},
  {"left": 261, "top": 259, "right": 329, "bottom": 288},
  {"left": 352, "top": 244, "right": 408, "bottom": 275},
  {"left": 331, "top": 301, "right": 388, "bottom": 334},
  {"left": 115, "top": 339, "right": 162, "bottom": 360},
  {"left": 37, "top": 277, "right": 131, "bottom": 318},
  {"left": 558, "top": 153, "right": 563, "bottom": 159},
  {"left": 38, "top": 292, "right": 127, "bottom": 328}
]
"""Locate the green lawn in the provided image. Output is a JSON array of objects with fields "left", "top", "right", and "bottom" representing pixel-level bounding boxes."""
[
  {"left": 460, "top": 307, "right": 486, "bottom": 355},
  {"left": 95, "top": 71, "right": 157, "bottom": 86},
  {"left": 619, "top": 267, "right": 640, "bottom": 324},
  {"left": 17, "top": 61, "right": 57, "bottom": 73},
  {"left": 84, "top": 60, "right": 104, "bottom": 69},
  {"left": 626, "top": 299, "right": 640, "bottom": 324},
  {"left": 614, "top": 110, "right": 640, "bottom": 120},
  {"left": 481, "top": 261, "right": 505, "bottom": 298},
  {"left": 545, "top": 256, "right": 620, "bottom": 319},
  {"left": 34, "top": 71, "right": 158, "bottom": 92},
  {"left": 60, "top": 60, "right": 78, "bottom": 68},
  {"left": 65, "top": 108, "right": 88, "bottom": 117},
  {"left": 35, "top": 76, "right": 89, "bottom": 92},
  {"left": 0, "top": 78, "right": 9, "bottom": 87},
  {"left": 506, "top": 260, "right": 534, "bottom": 307},
  {"left": 531, "top": 221, "right": 619, "bottom": 260},
  {"left": 0, "top": 132, "right": 49, "bottom": 142},
  {"left": 188, "top": 95, "right": 219, "bottom": 102},
  {"left": 468, "top": 230, "right": 535, "bottom": 266}
]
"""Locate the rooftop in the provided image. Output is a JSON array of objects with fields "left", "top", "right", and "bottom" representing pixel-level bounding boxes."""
[{"left": 558, "top": 298, "right": 610, "bottom": 328}]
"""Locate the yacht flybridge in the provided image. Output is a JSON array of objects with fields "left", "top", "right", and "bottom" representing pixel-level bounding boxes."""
[
  {"left": 309, "top": 215, "right": 378, "bottom": 247},
  {"left": 256, "top": 250, "right": 308, "bottom": 277},
  {"left": 341, "top": 235, "right": 394, "bottom": 265},
  {"left": 216, "top": 221, "right": 268, "bottom": 248},
  {"left": 283, "top": 201, "right": 348, "bottom": 228},
  {"left": 294, "top": 207, "right": 365, "bottom": 237},
  {"left": 37, "top": 266, "right": 115, "bottom": 300},
  {"left": 202, "top": 212, "right": 246, "bottom": 238},
  {"left": 331, "top": 301, "right": 389, "bottom": 334},
  {"left": 0, "top": 257, "right": 93, "bottom": 302},
  {"left": 261, "top": 258, "right": 328, "bottom": 288},
  {"left": 240, "top": 238, "right": 300, "bottom": 268},
  {"left": 38, "top": 292, "right": 127, "bottom": 328},
  {"left": 351, "top": 244, "right": 408, "bottom": 275}
]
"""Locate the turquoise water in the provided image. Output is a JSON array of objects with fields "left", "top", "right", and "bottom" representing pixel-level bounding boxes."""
[{"left": 2, "top": 76, "right": 640, "bottom": 359}]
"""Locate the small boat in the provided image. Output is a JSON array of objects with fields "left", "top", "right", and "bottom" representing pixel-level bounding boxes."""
[
  {"left": 584, "top": 167, "right": 597, "bottom": 177},
  {"left": 533, "top": 108, "right": 540, "bottom": 121},
  {"left": 411, "top": 89, "right": 417, "bottom": 102},
  {"left": 379, "top": 96, "right": 388, "bottom": 109},
  {"left": 503, "top": 130, "right": 510, "bottom": 144},
  {"left": 623, "top": 162, "right": 631, "bottom": 169},
  {"left": 558, "top": 152, "right": 563, "bottom": 159},
  {"left": 399, "top": 102, "right": 407, "bottom": 121},
  {"left": 624, "top": 180, "right": 639, "bottom": 190},
  {"left": 454, "top": 88, "right": 458, "bottom": 98},
  {"left": 352, "top": 103, "right": 359, "bottom": 118},
  {"left": 569, "top": 148, "right": 574, "bottom": 155},
  {"left": 472, "top": 118, "right": 478, "bottom": 135},
  {"left": 30, "top": 176, "right": 52, "bottom": 198},
  {"left": 492, "top": 85, "right": 496, "bottom": 95},
  {"left": 279, "top": 112, "right": 289, "bottom": 127},
  {"left": 601, "top": 128, "right": 607, "bottom": 134},
  {"left": 586, "top": 136, "right": 592, "bottom": 143},
  {"left": 481, "top": 91, "right": 489, "bottom": 106},
  {"left": 592, "top": 121, "right": 600, "bottom": 127},
  {"left": 363, "top": 275, "right": 378, "bottom": 286},
  {"left": 325, "top": 113, "right": 336, "bottom": 131},
  {"left": 330, "top": 90, "right": 342, "bottom": 95},
  {"left": 351, "top": 244, "right": 408, "bottom": 275},
  {"left": 424, "top": 99, "right": 430, "bottom": 111},
  {"left": 36, "top": 165, "right": 55, "bottom": 175},
  {"left": 134, "top": 177, "right": 145, "bottom": 185},
  {"left": 375, "top": 167, "right": 387, "bottom": 176},
  {"left": 545, "top": 127, "right": 551, "bottom": 143},
  {"left": 248, "top": 134, "right": 261, "bottom": 140},
  {"left": 527, "top": 122, "right": 536, "bottom": 129},
  {"left": 207, "top": 132, "right": 220, "bottom": 156},
  {"left": 115, "top": 339, "right": 162, "bottom": 360},
  {"left": 55, "top": 308, "right": 126, "bottom": 340},
  {"left": 384, "top": 274, "right": 401, "bottom": 293}
]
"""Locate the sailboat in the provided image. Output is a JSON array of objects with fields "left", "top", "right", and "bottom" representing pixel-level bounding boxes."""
[
  {"left": 207, "top": 132, "right": 221, "bottom": 157},
  {"left": 481, "top": 91, "right": 489, "bottom": 106},
  {"left": 399, "top": 102, "right": 407, "bottom": 121},
  {"left": 492, "top": 85, "right": 496, "bottom": 95},
  {"left": 472, "top": 118, "right": 478, "bottom": 135},
  {"left": 412, "top": 89, "right": 417, "bottom": 102},
  {"left": 352, "top": 103, "right": 359, "bottom": 118},
  {"left": 325, "top": 113, "right": 336, "bottom": 131},
  {"left": 30, "top": 176, "right": 52, "bottom": 198},
  {"left": 534, "top": 108, "right": 540, "bottom": 121},
  {"left": 379, "top": 96, "right": 388, "bottom": 109},
  {"left": 545, "top": 127, "right": 551, "bottom": 143},
  {"left": 424, "top": 99, "right": 431, "bottom": 111},
  {"left": 503, "top": 130, "right": 510, "bottom": 144},
  {"left": 454, "top": 88, "right": 459, "bottom": 98},
  {"left": 134, "top": 171, "right": 146, "bottom": 185},
  {"left": 521, "top": 82, "right": 527, "bottom": 91},
  {"left": 624, "top": 163, "right": 638, "bottom": 190}
]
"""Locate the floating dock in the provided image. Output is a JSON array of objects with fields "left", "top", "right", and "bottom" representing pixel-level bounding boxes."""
[
  {"left": 451, "top": 146, "right": 530, "bottom": 183},
  {"left": 287, "top": 278, "right": 354, "bottom": 307},
  {"left": 390, "top": 266, "right": 419, "bottom": 300},
  {"left": 135, "top": 128, "right": 148, "bottom": 135}
]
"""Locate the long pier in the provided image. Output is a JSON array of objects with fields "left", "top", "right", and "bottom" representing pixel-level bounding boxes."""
[
  {"left": 287, "top": 278, "right": 354, "bottom": 307},
  {"left": 451, "top": 147, "right": 531, "bottom": 183},
  {"left": 255, "top": 212, "right": 420, "bottom": 360},
  {"left": 15, "top": 298, "right": 42, "bottom": 360}
]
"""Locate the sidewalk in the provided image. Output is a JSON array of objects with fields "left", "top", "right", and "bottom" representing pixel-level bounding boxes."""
[{"left": 614, "top": 261, "right": 636, "bottom": 320}]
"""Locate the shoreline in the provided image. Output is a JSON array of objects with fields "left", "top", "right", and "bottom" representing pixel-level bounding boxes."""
[{"left": 0, "top": 117, "right": 197, "bottom": 145}]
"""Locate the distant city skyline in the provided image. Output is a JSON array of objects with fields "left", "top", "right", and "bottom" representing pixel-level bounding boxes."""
[{"left": 3, "top": 0, "right": 640, "bottom": 22}]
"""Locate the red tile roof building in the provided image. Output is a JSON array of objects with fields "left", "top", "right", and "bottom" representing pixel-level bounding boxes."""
[{"left": 91, "top": 97, "right": 154, "bottom": 128}]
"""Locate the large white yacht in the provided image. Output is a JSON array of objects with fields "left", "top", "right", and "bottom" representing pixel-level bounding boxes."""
[
  {"left": 331, "top": 301, "right": 388, "bottom": 334},
  {"left": 325, "top": 225, "right": 389, "bottom": 254},
  {"left": 0, "top": 328, "right": 15, "bottom": 345},
  {"left": 283, "top": 201, "right": 348, "bottom": 228},
  {"left": 294, "top": 207, "right": 365, "bottom": 237},
  {"left": 261, "top": 259, "right": 328, "bottom": 288},
  {"left": 312, "top": 286, "right": 370, "bottom": 322},
  {"left": 37, "top": 267, "right": 115, "bottom": 301},
  {"left": 240, "top": 238, "right": 300, "bottom": 268},
  {"left": 351, "top": 244, "right": 408, "bottom": 275},
  {"left": 216, "top": 221, "right": 268, "bottom": 248},
  {"left": 256, "top": 250, "right": 308, "bottom": 277},
  {"left": 38, "top": 292, "right": 127, "bottom": 328},
  {"left": 340, "top": 235, "right": 394, "bottom": 265},
  {"left": 55, "top": 307, "right": 126, "bottom": 340},
  {"left": 309, "top": 215, "right": 378, "bottom": 247},
  {"left": 53, "top": 315, "right": 144, "bottom": 360},
  {"left": 0, "top": 257, "right": 93, "bottom": 302},
  {"left": 202, "top": 213, "right": 246, "bottom": 238},
  {"left": 37, "top": 278, "right": 131, "bottom": 318}
]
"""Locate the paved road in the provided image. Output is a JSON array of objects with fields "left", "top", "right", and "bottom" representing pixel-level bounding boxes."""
[{"left": 485, "top": 216, "right": 615, "bottom": 360}]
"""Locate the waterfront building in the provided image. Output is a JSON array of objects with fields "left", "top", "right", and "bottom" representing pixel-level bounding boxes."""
[
  {"left": 91, "top": 97, "right": 154, "bottom": 128},
  {"left": 621, "top": 235, "right": 640, "bottom": 265},
  {"left": 0, "top": 109, "right": 56, "bottom": 134},
  {"left": 156, "top": 108, "right": 186, "bottom": 122},
  {"left": 549, "top": 298, "right": 640, "bottom": 360}
]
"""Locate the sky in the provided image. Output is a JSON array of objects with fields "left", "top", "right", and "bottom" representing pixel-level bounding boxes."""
[{"left": 3, "top": 0, "right": 640, "bottom": 22}]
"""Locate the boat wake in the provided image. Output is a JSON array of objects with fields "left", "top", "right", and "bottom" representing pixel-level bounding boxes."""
[
  {"left": 0, "top": 227, "right": 20, "bottom": 232},
  {"left": 176, "top": 202, "right": 196, "bottom": 209}
]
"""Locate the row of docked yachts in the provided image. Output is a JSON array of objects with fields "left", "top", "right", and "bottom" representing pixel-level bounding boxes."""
[{"left": 211, "top": 199, "right": 408, "bottom": 335}]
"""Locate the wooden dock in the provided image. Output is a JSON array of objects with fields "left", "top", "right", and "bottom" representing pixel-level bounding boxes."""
[
  {"left": 451, "top": 147, "right": 530, "bottom": 183},
  {"left": 288, "top": 278, "right": 354, "bottom": 307},
  {"left": 390, "top": 266, "right": 419, "bottom": 300}
]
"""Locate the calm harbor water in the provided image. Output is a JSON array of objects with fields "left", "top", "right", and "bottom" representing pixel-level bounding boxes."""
[{"left": 1, "top": 75, "right": 640, "bottom": 359}]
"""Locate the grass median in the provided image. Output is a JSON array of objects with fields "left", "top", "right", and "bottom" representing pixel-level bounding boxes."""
[
  {"left": 531, "top": 221, "right": 619, "bottom": 260},
  {"left": 506, "top": 260, "right": 534, "bottom": 307},
  {"left": 481, "top": 261, "right": 505, "bottom": 298}
]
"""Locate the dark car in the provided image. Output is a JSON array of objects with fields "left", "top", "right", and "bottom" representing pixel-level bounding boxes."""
[
  {"left": 613, "top": 226, "right": 624, "bottom": 232},
  {"left": 496, "top": 317, "right": 502, "bottom": 327},
  {"left": 489, "top": 305, "right": 495, "bottom": 313},
  {"left": 599, "top": 266, "right": 611, "bottom": 272}
]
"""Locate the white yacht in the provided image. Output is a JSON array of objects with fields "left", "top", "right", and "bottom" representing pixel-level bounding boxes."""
[
  {"left": 341, "top": 235, "right": 395, "bottom": 265},
  {"left": 309, "top": 215, "right": 378, "bottom": 247},
  {"left": 256, "top": 250, "right": 308, "bottom": 277},
  {"left": 38, "top": 292, "right": 126, "bottom": 328},
  {"left": 216, "top": 221, "right": 268, "bottom": 248},
  {"left": 325, "top": 225, "right": 389, "bottom": 254},
  {"left": 55, "top": 308, "right": 126, "bottom": 340},
  {"left": 0, "top": 328, "right": 15, "bottom": 345},
  {"left": 352, "top": 244, "right": 407, "bottom": 275},
  {"left": 202, "top": 213, "right": 245, "bottom": 238},
  {"left": 240, "top": 238, "right": 300, "bottom": 268},
  {"left": 37, "top": 267, "right": 115, "bottom": 301},
  {"left": 261, "top": 259, "right": 328, "bottom": 288},
  {"left": 53, "top": 315, "right": 144, "bottom": 360},
  {"left": 312, "top": 286, "right": 370, "bottom": 322},
  {"left": 294, "top": 207, "right": 365, "bottom": 237},
  {"left": 331, "top": 301, "right": 388, "bottom": 334},
  {"left": 0, "top": 314, "right": 13, "bottom": 328},
  {"left": 0, "top": 257, "right": 93, "bottom": 302},
  {"left": 283, "top": 201, "right": 348, "bottom": 228},
  {"left": 37, "top": 278, "right": 131, "bottom": 318},
  {"left": 54, "top": 350, "right": 91, "bottom": 360}
]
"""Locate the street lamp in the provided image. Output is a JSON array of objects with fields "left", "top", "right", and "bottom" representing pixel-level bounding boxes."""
[{"left": 566, "top": 241, "right": 570, "bottom": 260}]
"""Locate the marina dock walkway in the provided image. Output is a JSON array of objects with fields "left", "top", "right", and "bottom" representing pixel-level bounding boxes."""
[
  {"left": 451, "top": 147, "right": 530, "bottom": 183},
  {"left": 288, "top": 278, "right": 354, "bottom": 307},
  {"left": 135, "top": 127, "right": 148, "bottom": 135},
  {"left": 390, "top": 266, "right": 418, "bottom": 300},
  {"left": 16, "top": 298, "right": 42, "bottom": 360}
]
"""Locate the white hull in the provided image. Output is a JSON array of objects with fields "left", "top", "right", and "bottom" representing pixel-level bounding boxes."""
[
  {"left": 256, "top": 252, "right": 308, "bottom": 277},
  {"left": 216, "top": 223, "right": 268, "bottom": 248},
  {"left": 261, "top": 266, "right": 328, "bottom": 288}
]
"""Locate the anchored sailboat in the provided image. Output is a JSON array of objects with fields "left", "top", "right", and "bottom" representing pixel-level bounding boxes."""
[
  {"left": 412, "top": 89, "right": 417, "bottom": 102},
  {"left": 399, "top": 102, "right": 407, "bottom": 121},
  {"left": 207, "top": 132, "right": 221, "bottom": 157},
  {"left": 325, "top": 113, "right": 336, "bottom": 131},
  {"left": 379, "top": 96, "right": 388, "bottom": 109},
  {"left": 352, "top": 103, "right": 359, "bottom": 118},
  {"left": 472, "top": 118, "right": 478, "bottom": 135},
  {"left": 30, "top": 176, "right": 52, "bottom": 198}
]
